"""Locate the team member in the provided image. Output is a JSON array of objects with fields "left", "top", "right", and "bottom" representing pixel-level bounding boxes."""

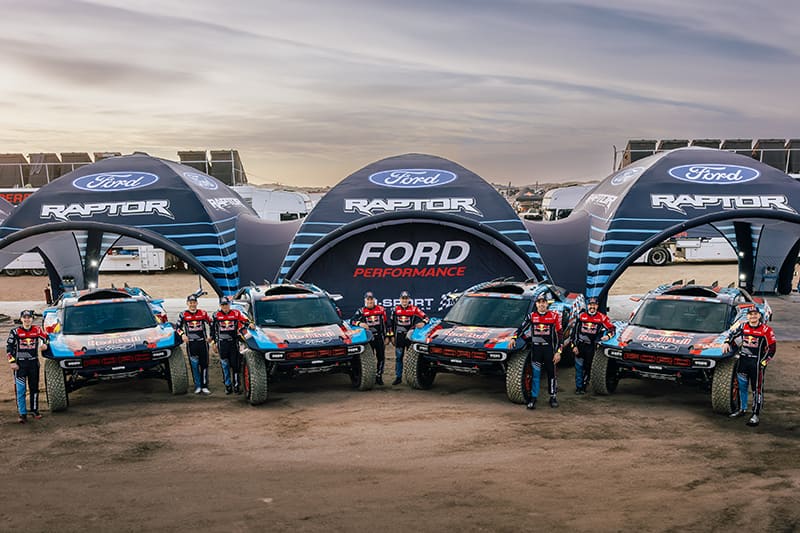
[
  {"left": 7, "top": 310, "right": 48, "bottom": 423},
  {"left": 527, "top": 293, "right": 563, "bottom": 410},
  {"left": 388, "top": 291, "right": 428, "bottom": 385},
  {"left": 568, "top": 297, "right": 615, "bottom": 394},
  {"left": 351, "top": 291, "right": 390, "bottom": 385},
  {"left": 176, "top": 294, "right": 213, "bottom": 395},
  {"left": 211, "top": 297, "right": 249, "bottom": 395},
  {"left": 722, "top": 306, "right": 776, "bottom": 427}
]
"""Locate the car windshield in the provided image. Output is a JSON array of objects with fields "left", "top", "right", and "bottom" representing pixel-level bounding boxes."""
[
  {"left": 630, "top": 299, "right": 728, "bottom": 333},
  {"left": 254, "top": 297, "right": 340, "bottom": 328},
  {"left": 63, "top": 300, "right": 157, "bottom": 335},
  {"left": 444, "top": 296, "right": 531, "bottom": 328}
]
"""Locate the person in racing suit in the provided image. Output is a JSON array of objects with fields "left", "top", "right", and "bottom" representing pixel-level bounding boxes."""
[
  {"left": 723, "top": 306, "right": 776, "bottom": 427},
  {"left": 527, "top": 293, "right": 563, "bottom": 410},
  {"left": 7, "top": 310, "right": 48, "bottom": 423},
  {"left": 211, "top": 297, "right": 249, "bottom": 395},
  {"left": 567, "top": 297, "right": 615, "bottom": 395},
  {"left": 351, "top": 291, "right": 389, "bottom": 385},
  {"left": 176, "top": 294, "right": 213, "bottom": 395},
  {"left": 388, "top": 291, "right": 428, "bottom": 385}
]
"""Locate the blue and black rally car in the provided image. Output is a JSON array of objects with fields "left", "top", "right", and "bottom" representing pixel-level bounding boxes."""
[
  {"left": 232, "top": 282, "right": 375, "bottom": 405},
  {"left": 405, "top": 279, "right": 583, "bottom": 404},
  {"left": 41, "top": 286, "right": 186, "bottom": 411},
  {"left": 593, "top": 280, "right": 772, "bottom": 413}
]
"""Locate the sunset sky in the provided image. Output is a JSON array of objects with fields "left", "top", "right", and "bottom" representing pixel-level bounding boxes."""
[{"left": 1, "top": 0, "right": 798, "bottom": 186}]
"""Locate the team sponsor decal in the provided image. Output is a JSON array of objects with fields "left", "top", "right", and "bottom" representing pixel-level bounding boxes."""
[
  {"left": 635, "top": 332, "right": 692, "bottom": 345},
  {"left": 183, "top": 172, "right": 219, "bottom": 190},
  {"left": 95, "top": 342, "right": 137, "bottom": 352},
  {"left": 278, "top": 326, "right": 340, "bottom": 341},
  {"left": 207, "top": 197, "right": 245, "bottom": 211},
  {"left": 650, "top": 194, "right": 795, "bottom": 216},
  {"left": 585, "top": 193, "right": 618, "bottom": 213},
  {"left": 344, "top": 197, "right": 482, "bottom": 217},
  {"left": 40, "top": 200, "right": 174, "bottom": 221},
  {"left": 72, "top": 172, "right": 159, "bottom": 192},
  {"left": 668, "top": 164, "right": 760, "bottom": 185},
  {"left": 610, "top": 166, "right": 645, "bottom": 186},
  {"left": 640, "top": 342, "right": 679, "bottom": 352},
  {"left": 354, "top": 240, "right": 469, "bottom": 279},
  {"left": 368, "top": 169, "right": 458, "bottom": 189},
  {"left": 295, "top": 337, "right": 333, "bottom": 346}
]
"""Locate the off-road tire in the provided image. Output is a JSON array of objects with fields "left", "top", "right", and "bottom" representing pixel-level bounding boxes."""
[
  {"left": 243, "top": 349, "right": 268, "bottom": 405},
  {"left": 44, "top": 358, "right": 69, "bottom": 412},
  {"left": 166, "top": 347, "right": 188, "bottom": 395},
  {"left": 505, "top": 350, "right": 532, "bottom": 404},
  {"left": 403, "top": 347, "right": 436, "bottom": 390},
  {"left": 350, "top": 345, "right": 377, "bottom": 391},
  {"left": 711, "top": 356, "right": 739, "bottom": 414},
  {"left": 589, "top": 347, "right": 619, "bottom": 395}
]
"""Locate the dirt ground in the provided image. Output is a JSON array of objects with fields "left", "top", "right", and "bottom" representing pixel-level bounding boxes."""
[{"left": 1, "top": 264, "right": 798, "bottom": 532}]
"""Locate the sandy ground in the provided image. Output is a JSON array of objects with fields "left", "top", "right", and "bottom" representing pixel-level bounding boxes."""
[{"left": 1, "top": 264, "right": 798, "bottom": 532}]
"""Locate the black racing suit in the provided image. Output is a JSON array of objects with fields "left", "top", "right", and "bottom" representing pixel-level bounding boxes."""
[
  {"left": 529, "top": 310, "right": 562, "bottom": 400},
  {"left": 176, "top": 309, "right": 212, "bottom": 389},
  {"left": 7, "top": 325, "right": 48, "bottom": 416},
  {"left": 725, "top": 320, "right": 776, "bottom": 415},
  {"left": 212, "top": 309, "right": 249, "bottom": 391},
  {"left": 351, "top": 305, "right": 389, "bottom": 378}
]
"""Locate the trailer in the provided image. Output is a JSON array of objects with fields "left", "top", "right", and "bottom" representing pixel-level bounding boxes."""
[
  {"left": 2, "top": 246, "right": 174, "bottom": 276},
  {"left": 634, "top": 237, "right": 737, "bottom": 266}
]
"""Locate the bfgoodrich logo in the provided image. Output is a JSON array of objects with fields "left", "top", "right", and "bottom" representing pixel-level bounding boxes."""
[
  {"left": 368, "top": 169, "right": 457, "bottom": 188},
  {"left": 668, "top": 165, "right": 760, "bottom": 184},
  {"left": 72, "top": 172, "right": 160, "bottom": 192}
]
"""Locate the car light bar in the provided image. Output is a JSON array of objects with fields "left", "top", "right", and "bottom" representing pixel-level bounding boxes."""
[
  {"left": 347, "top": 344, "right": 365, "bottom": 355},
  {"left": 623, "top": 352, "right": 691, "bottom": 367},
  {"left": 487, "top": 351, "right": 505, "bottom": 360},
  {"left": 413, "top": 343, "right": 429, "bottom": 353},
  {"left": 266, "top": 352, "right": 285, "bottom": 360},
  {"left": 606, "top": 348, "right": 623, "bottom": 357},
  {"left": 287, "top": 346, "right": 348, "bottom": 359},
  {"left": 151, "top": 350, "right": 170, "bottom": 360},
  {"left": 429, "top": 346, "right": 488, "bottom": 360}
]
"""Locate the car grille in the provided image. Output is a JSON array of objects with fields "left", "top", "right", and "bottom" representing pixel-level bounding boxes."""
[
  {"left": 429, "top": 346, "right": 488, "bottom": 360},
  {"left": 287, "top": 347, "right": 348, "bottom": 359}
]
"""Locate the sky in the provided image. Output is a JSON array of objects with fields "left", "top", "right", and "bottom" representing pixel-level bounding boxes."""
[{"left": 1, "top": 0, "right": 799, "bottom": 187}]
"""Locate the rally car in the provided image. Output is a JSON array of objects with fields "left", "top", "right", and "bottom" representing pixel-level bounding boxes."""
[
  {"left": 405, "top": 279, "right": 583, "bottom": 404},
  {"left": 591, "top": 281, "right": 772, "bottom": 413},
  {"left": 41, "top": 286, "right": 186, "bottom": 412},
  {"left": 231, "top": 282, "right": 375, "bottom": 405}
]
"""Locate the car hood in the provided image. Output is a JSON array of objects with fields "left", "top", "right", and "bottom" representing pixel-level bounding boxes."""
[
  {"left": 50, "top": 325, "right": 176, "bottom": 358},
  {"left": 248, "top": 323, "right": 370, "bottom": 350},
  {"left": 409, "top": 320, "right": 520, "bottom": 350},
  {"left": 605, "top": 324, "right": 727, "bottom": 357}
]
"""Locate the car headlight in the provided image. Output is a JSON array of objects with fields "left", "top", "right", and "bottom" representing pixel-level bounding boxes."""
[
  {"left": 487, "top": 351, "right": 505, "bottom": 360},
  {"left": 151, "top": 350, "right": 170, "bottom": 359},
  {"left": 347, "top": 344, "right": 365, "bottom": 355},
  {"left": 266, "top": 351, "right": 285, "bottom": 360},
  {"left": 606, "top": 348, "right": 622, "bottom": 358},
  {"left": 413, "top": 343, "right": 429, "bottom": 353}
]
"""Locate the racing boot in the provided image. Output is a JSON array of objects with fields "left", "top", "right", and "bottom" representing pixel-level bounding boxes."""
[
  {"left": 225, "top": 385, "right": 233, "bottom": 395},
  {"left": 575, "top": 387, "right": 584, "bottom": 395},
  {"left": 18, "top": 414, "right": 27, "bottom": 424},
  {"left": 747, "top": 414, "right": 760, "bottom": 427},
  {"left": 376, "top": 376, "right": 384, "bottom": 386},
  {"left": 32, "top": 410, "right": 42, "bottom": 420},
  {"left": 729, "top": 409, "right": 746, "bottom": 418},
  {"left": 549, "top": 395, "right": 559, "bottom": 408},
  {"left": 526, "top": 399, "right": 537, "bottom": 410},
  {"left": 392, "top": 377, "right": 402, "bottom": 385}
]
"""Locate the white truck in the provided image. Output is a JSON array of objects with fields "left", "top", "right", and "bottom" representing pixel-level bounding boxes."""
[{"left": 635, "top": 237, "right": 737, "bottom": 266}]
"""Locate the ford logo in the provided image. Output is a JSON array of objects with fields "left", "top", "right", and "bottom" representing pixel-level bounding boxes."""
[
  {"left": 668, "top": 164, "right": 759, "bottom": 184},
  {"left": 73, "top": 172, "right": 159, "bottom": 192},
  {"left": 183, "top": 172, "right": 219, "bottom": 190},
  {"left": 641, "top": 342, "right": 679, "bottom": 352},
  {"left": 610, "top": 166, "right": 645, "bottom": 186},
  {"left": 368, "top": 169, "right": 457, "bottom": 188}
]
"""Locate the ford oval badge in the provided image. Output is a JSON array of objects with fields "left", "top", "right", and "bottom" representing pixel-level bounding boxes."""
[
  {"left": 368, "top": 169, "right": 458, "bottom": 188},
  {"left": 668, "top": 164, "right": 760, "bottom": 184},
  {"left": 73, "top": 172, "right": 160, "bottom": 192}
]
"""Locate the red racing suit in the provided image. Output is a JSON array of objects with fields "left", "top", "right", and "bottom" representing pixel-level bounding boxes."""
[
  {"left": 351, "top": 304, "right": 389, "bottom": 377},
  {"left": 568, "top": 311, "right": 615, "bottom": 391},
  {"left": 7, "top": 325, "right": 48, "bottom": 416}
]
